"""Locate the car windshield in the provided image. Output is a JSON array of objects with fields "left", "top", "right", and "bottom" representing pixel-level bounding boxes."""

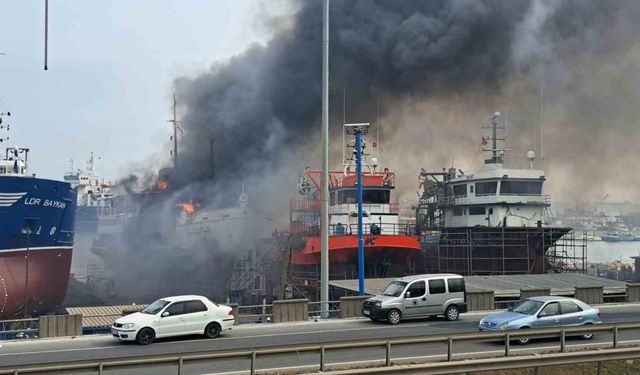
[
  {"left": 509, "top": 299, "right": 545, "bottom": 315},
  {"left": 382, "top": 281, "right": 408, "bottom": 297},
  {"left": 142, "top": 299, "right": 170, "bottom": 314}
]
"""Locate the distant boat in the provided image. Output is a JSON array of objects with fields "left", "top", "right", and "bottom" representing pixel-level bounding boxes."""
[
  {"left": 601, "top": 232, "right": 636, "bottom": 242},
  {"left": 586, "top": 233, "right": 601, "bottom": 241}
]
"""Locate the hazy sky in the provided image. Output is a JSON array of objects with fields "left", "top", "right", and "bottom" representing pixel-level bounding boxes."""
[{"left": 0, "top": 0, "right": 276, "bottom": 181}]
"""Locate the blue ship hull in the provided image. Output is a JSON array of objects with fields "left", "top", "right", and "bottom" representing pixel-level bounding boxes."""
[{"left": 0, "top": 176, "right": 76, "bottom": 318}]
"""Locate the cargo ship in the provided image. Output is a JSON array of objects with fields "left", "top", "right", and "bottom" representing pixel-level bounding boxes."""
[
  {"left": 416, "top": 112, "right": 581, "bottom": 275},
  {"left": 63, "top": 152, "right": 114, "bottom": 233},
  {"left": 0, "top": 112, "right": 77, "bottom": 318}
]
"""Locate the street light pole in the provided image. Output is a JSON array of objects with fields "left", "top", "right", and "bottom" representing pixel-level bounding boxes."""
[
  {"left": 320, "top": 0, "right": 330, "bottom": 318},
  {"left": 345, "top": 123, "right": 369, "bottom": 296},
  {"left": 355, "top": 129, "right": 365, "bottom": 296}
]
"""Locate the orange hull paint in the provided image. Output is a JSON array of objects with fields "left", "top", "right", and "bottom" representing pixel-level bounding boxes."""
[{"left": 292, "top": 235, "right": 421, "bottom": 265}]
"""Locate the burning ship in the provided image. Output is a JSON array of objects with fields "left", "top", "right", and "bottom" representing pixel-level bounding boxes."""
[
  {"left": 90, "top": 173, "right": 273, "bottom": 303},
  {"left": 0, "top": 111, "right": 77, "bottom": 319},
  {"left": 416, "top": 112, "right": 583, "bottom": 275},
  {"left": 287, "top": 124, "right": 422, "bottom": 281}
]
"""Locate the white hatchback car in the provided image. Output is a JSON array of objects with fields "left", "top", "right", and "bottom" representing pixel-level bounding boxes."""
[{"left": 111, "top": 295, "right": 235, "bottom": 345}]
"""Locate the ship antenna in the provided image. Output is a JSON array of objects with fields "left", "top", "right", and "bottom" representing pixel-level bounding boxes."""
[
  {"left": 504, "top": 106, "right": 508, "bottom": 167},
  {"left": 376, "top": 96, "right": 380, "bottom": 161},
  {"left": 342, "top": 89, "right": 346, "bottom": 165},
  {"left": 482, "top": 112, "right": 506, "bottom": 165},
  {"left": 540, "top": 82, "right": 544, "bottom": 168},
  {"left": 88, "top": 152, "right": 94, "bottom": 175}
]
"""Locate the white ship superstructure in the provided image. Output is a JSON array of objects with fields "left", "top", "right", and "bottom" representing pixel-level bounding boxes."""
[
  {"left": 441, "top": 112, "right": 549, "bottom": 228},
  {"left": 417, "top": 112, "right": 583, "bottom": 275},
  {"left": 64, "top": 153, "right": 114, "bottom": 210}
]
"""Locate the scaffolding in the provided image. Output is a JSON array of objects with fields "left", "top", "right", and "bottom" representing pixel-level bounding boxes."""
[
  {"left": 437, "top": 227, "right": 586, "bottom": 275},
  {"left": 226, "top": 235, "right": 286, "bottom": 304},
  {"left": 546, "top": 230, "right": 588, "bottom": 274}
]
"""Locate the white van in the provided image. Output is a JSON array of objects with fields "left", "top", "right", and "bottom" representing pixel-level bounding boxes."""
[{"left": 363, "top": 274, "right": 467, "bottom": 324}]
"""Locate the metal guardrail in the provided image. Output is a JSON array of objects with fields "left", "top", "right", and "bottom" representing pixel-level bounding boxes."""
[
  {"left": 0, "top": 318, "right": 39, "bottom": 339},
  {"left": 2, "top": 322, "right": 640, "bottom": 374},
  {"left": 329, "top": 346, "right": 640, "bottom": 374},
  {"left": 237, "top": 301, "right": 341, "bottom": 321}
]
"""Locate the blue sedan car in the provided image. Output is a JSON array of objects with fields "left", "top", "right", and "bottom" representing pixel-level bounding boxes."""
[{"left": 479, "top": 296, "right": 602, "bottom": 344}]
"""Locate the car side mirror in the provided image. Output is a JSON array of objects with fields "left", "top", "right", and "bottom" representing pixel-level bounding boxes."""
[
  {"left": 161, "top": 311, "right": 170, "bottom": 317},
  {"left": 405, "top": 291, "right": 411, "bottom": 298}
]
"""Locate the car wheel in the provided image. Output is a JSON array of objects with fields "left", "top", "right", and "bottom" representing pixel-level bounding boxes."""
[
  {"left": 136, "top": 327, "right": 155, "bottom": 345},
  {"left": 204, "top": 322, "right": 222, "bottom": 339},
  {"left": 516, "top": 327, "right": 530, "bottom": 345},
  {"left": 445, "top": 305, "right": 460, "bottom": 321},
  {"left": 581, "top": 323, "right": 594, "bottom": 340},
  {"left": 386, "top": 309, "right": 402, "bottom": 325}
]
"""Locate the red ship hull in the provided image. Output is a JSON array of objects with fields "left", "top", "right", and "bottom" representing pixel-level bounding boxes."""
[
  {"left": 0, "top": 248, "right": 72, "bottom": 319},
  {"left": 292, "top": 235, "right": 422, "bottom": 277}
]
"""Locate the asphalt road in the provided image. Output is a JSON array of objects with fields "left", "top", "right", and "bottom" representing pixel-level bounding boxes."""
[{"left": 2, "top": 303, "right": 640, "bottom": 374}]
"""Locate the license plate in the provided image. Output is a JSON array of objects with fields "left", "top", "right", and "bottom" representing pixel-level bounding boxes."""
[{"left": 363, "top": 309, "right": 370, "bottom": 316}]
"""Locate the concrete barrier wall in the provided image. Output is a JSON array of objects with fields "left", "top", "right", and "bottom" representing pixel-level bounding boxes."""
[
  {"left": 626, "top": 284, "right": 640, "bottom": 302},
  {"left": 466, "top": 291, "right": 495, "bottom": 311},
  {"left": 39, "top": 315, "right": 82, "bottom": 338},
  {"left": 272, "top": 299, "right": 309, "bottom": 323},
  {"left": 574, "top": 286, "right": 603, "bottom": 305},
  {"left": 520, "top": 288, "right": 551, "bottom": 300},
  {"left": 339, "top": 296, "right": 369, "bottom": 318},
  {"left": 122, "top": 307, "right": 144, "bottom": 315},
  {"left": 226, "top": 303, "right": 240, "bottom": 325}
]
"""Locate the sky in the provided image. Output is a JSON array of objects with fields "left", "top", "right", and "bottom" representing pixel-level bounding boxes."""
[{"left": 0, "top": 0, "right": 279, "bottom": 181}]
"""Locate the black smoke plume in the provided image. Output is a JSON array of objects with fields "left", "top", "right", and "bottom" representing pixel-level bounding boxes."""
[{"left": 102, "top": 0, "right": 640, "bottom": 302}]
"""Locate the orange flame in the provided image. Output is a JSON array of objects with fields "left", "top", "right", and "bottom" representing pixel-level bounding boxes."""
[
  {"left": 178, "top": 202, "right": 197, "bottom": 214},
  {"left": 157, "top": 181, "right": 168, "bottom": 191}
]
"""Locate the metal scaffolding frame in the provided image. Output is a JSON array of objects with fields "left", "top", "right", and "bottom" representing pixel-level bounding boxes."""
[{"left": 437, "top": 227, "right": 586, "bottom": 276}]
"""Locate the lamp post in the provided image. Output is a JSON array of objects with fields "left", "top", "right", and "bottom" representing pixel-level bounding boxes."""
[
  {"left": 345, "top": 123, "right": 369, "bottom": 296},
  {"left": 320, "top": 0, "right": 330, "bottom": 318}
]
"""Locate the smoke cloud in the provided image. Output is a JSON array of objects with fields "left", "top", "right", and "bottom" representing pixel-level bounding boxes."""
[{"left": 100, "top": 0, "right": 640, "bottom": 302}]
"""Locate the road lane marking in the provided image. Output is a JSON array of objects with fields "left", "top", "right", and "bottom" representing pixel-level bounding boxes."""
[
  {"left": 0, "top": 345, "right": 124, "bottom": 357},
  {"left": 0, "top": 323, "right": 436, "bottom": 356}
]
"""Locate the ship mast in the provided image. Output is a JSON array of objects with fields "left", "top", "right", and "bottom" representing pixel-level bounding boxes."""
[
  {"left": 167, "top": 94, "right": 181, "bottom": 168},
  {"left": 482, "top": 112, "right": 507, "bottom": 165}
]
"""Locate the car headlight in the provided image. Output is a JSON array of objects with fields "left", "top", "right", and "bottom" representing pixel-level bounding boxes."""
[
  {"left": 497, "top": 322, "right": 509, "bottom": 329},
  {"left": 375, "top": 301, "right": 382, "bottom": 308},
  {"left": 122, "top": 323, "right": 136, "bottom": 329}
]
